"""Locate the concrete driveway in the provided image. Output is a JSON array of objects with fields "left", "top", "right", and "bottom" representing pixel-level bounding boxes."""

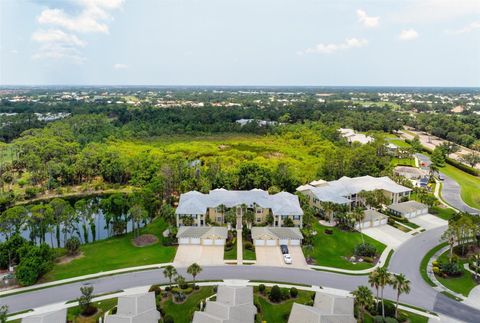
[
  {"left": 410, "top": 214, "right": 448, "bottom": 230},
  {"left": 174, "top": 245, "right": 224, "bottom": 266},
  {"left": 255, "top": 246, "right": 308, "bottom": 269},
  {"left": 363, "top": 225, "right": 411, "bottom": 250}
]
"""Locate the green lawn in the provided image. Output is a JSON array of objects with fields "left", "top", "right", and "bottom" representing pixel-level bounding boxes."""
[
  {"left": 390, "top": 157, "right": 415, "bottom": 167},
  {"left": 224, "top": 239, "right": 237, "bottom": 260},
  {"left": 389, "top": 139, "right": 412, "bottom": 148},
  {"left": 43, "top": 218, "right": 176, "bottom": 282},
  {"left": 244, "top": 242, "right": 256, "bottom": 261},
  {"left": 435, "top": 250, "right": 478, "bottom": 297},
  {"left": 160, "top": 286, "right": 215, "bottom": 323},
  {"left": 67, "top": 298, "right": 117, "bottom": 323},
  {"left": 429, "top": 206, "right": 456, "bottom": 221},
  {"left": 303, "top": 223, "right": 386, "bottom": 270},
  {"left": 440, "top": 164, "right": 480, "bottom": 210},
  {"left": 254, "top": 287, "right": 314, "bottom": 323},
  {"left": 419, "top": 242, "right": 448, "bottom": 287}
]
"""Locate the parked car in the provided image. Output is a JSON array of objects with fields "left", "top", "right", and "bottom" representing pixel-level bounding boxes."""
[
  {"left": 280, "top": 244, "right": 289, "bottom": 254},
  {"left": 283, "top": 254, "right": 292, "bottom": 264}
]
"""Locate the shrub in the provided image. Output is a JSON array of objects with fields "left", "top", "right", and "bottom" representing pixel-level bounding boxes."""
[
  {"left": 432, "top": 261, "right": 439, "bottom": 267},
  {"left": 354, "top": 243, "right": 377, "bottom": 257},
  {"left": 164, "top": 315, "right": 174, "bottom": 323},
  {"left": 24, "top": 187, "right": 38, "bottom": 199},
  {"left": 173, "top": 292, "right": 186, "bottom": 303},
  {"left": 269, "top": 285, "right": 282, "bottom": 303},
  {"left": 432, "top": 266, "right": 441, "bottom": 275},
  {"left": 281, "top": 288, "right": 290, "bottom": 300},
  {"left": 363, "top": 256, "right": 374, "bottom": 263},
  {"left": 324, "top": 229, "right": 333, "bottom": 235},
  {"left": 148, "top": 285, "right": 162, "bottom": 296},
  {"left": 440, "top": 262, "right": 463, "bottom": 277},
  {"left": 244, "top": 241, "right": 254, "bottom": 251},
  {"left": 65, "top": 237, "right": 81, "bottom": 256},
  {"left": 290, "top": 287, "right": 298, "bottom": 298},
  {"left": 258, "top": 284, "right": 266, "bottom": 294}
]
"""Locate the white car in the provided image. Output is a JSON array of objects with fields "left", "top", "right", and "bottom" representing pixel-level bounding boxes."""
[{"left": 283, "top": 254, "right": 292, "bottom": 264}]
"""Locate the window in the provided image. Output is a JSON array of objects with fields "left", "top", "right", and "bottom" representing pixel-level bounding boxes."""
[
  {"left": 217, "top": 217, "right": 222, "bottom": 222},
  {"left": 256, "top": 218, "right": 261, "bottom": 223},
  {"left": 281, "top": 215, "right": 288, "bottom": 219},
  {"left": 293, "top": 215, "right": 301, "bottom": 220},
  {"left": 256, "top": 208, "right": 263, "bottom": 214}
]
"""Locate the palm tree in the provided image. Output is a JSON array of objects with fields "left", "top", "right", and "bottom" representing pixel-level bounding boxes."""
[
  {"left": 391, "top": 273, "right": 411, "bottom": 319},
  {"left": 368, "top": 270, "right": 380, "bottom": 303},
  {"left": 163, "top": 265, "right": 177, "bottom": 288},
  {"left": 351, "top": 286, "right": 374, "bottom": 322},
  {"left": 352, "top": 207, "right": 366, "bottom": 244},
  {"left": 187, "top": 263, "right": 202, "bottom": 288},
  {"left": 376, "top": 267, "right": 392, "bottom": 318}
]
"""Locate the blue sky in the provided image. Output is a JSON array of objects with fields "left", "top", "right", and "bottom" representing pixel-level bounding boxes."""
[{"left": 1, "top": 0, "right": 479, "bottom": 86}]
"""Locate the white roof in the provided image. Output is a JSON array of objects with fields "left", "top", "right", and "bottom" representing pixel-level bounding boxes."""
[
  {"left": 176, "top": 189, "right": 303, "bottom": 216},
  {"left": 22, "top": 309, "right": 67, "bottom": 323},
  {"left": 363, "top": 209, "right": 388, "bottom": 222},
  {"left": 105, "top": 292, "right": 160, "bottom": 323},
  {"left": 388, "top": 200, "right": 428, "bottom": 214},
  {"left": 338, "top": 128, "right": 374, "bottom": 144},
  {"left": 192, "top": 286, "right": 256, "bottom": 323},
  {"left": 176, "top": 226, "right": 228, "bottom": 239},
  {"left": 300, "top": 176, "right": 411, "bottom": 204},
  {"left": 251, "top": 227, "right": 303, "bottom": 240},
  {"left": 288, "top": 292, "right": 355, "bottom": 323}
]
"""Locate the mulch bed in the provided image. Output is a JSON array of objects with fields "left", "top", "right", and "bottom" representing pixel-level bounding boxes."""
[{"left": 132, "top": 234, "right": 159, "bottom": 247}]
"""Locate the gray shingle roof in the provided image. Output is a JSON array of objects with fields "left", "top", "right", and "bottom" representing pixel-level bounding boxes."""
[
  {"left": 176, "top": 189, "right": 303, "bottom": 216},
  {"left": 251, "top": 227, "right": 303, "bottom": 240},
  {"left": 176, "top": 226, "right": 228, "bottom": 239},
  {"left": 21, "top": 309, "right": 67, "bottom": 323},
  {"left": 363, "top": 209, "right": 387, "bottom": 222},
  {"left": 288, "top": 292, "right": 356, "bottom": 323},
  {"left": 388, "top": 200, "right": 428, "bottom": 214}
]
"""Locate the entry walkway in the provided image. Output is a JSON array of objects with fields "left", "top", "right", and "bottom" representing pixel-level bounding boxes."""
[{"left": 236, "top": 229, "right": 243, "bottom": 265}]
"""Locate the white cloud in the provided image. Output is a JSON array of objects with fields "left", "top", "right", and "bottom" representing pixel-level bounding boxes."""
[
  {"left": 399, "top": 29, "right": 419, "bottom": 41},
  {"left": 356, "top": 9, "right": 379, "bottom": 28},
  {"left": 32, "top": 0, "right": 123, "bottom": 62},
  {"left": 299, "top": 38, "right": 368, "bottom": 55},
  {"left": 449, "top": 21, "right": 480, "bottom": 34},
  {"left": 113, "top": 63, "right": 128, "bottom": 69}
]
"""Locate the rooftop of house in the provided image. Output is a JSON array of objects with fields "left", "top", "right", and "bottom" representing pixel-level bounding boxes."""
[
  {"left": 176, "top": 189, "right": 304, "bottom": 216},
  {"left": 176, "top": 226, "right": 228, "bottom": 239},
  {"left": 21, "top": 309, "right": 67, "bottom": 323},
  {"left": 363, "top": 209, "right": 388, "bottom": 222},
  {"left": 251, "top": 227, "right": 303, "bottom": 240},
  {"left": 105, "top": 292, "right": 160, "bottom": 323},
  {"left": 388, "top": 200, "right": 428, "bottom": 214}
]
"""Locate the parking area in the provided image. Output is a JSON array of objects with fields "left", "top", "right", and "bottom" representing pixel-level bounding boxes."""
[
  {"left": 174, "top": 245, "right": 224, "bottom": 267},
  {"left": 409, "top": 214, "right": 448, "bottom": 230},
  {"left": 255, "top": 245, "right": 308, "bottom": 269},
  {"left": 363, "top": 225, "right": 411, "bottom": 250}
]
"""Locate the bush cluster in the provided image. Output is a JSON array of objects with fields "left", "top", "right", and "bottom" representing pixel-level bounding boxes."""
[{"left": 354, "top": 243, "right": 377, "bottom": 257}]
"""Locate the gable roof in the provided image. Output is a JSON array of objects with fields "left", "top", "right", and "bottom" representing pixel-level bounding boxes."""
[
  {"left": 388, "top": 200, "right": 428, "bottom": 214},
  {"left": 105, "top": 292, "right": 160, "bottom": 323},
  {"left": 251, "top": 227, "right": 303, "bottom": 240},
  {"left": 176, "top": 189, "right": 303, "bottom": 216},
  {"left": 176, "top": 226, "right": 228, "bottom": 239},
  {"left": 21, "top": 309, "right": 67, "bottom": 323}
]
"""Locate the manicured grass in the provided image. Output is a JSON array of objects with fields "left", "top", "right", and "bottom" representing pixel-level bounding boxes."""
[
  {"left": 390, "top": 157, "right": 415, "bottom": 167},
  {"left": 224, "top": 239, "right": 237, "bottom": 260},
  {"left": 388, "top": 222, "right": 412, "bottom": 233},
  {"left": 160, "top": 286, "right": 215, "bottom": 323},
  {"left": 400, "top": 220, "right": 420, "bottom": 229},
  {"left": 364, "top": 307, "right": 429, "bottom": 323},
  {"left": 389, "top": 139, "right": 412, "bottom": 148},
  {"left": 440, "top": 164, "right": 480, "bottom": 210},
  {"left": 43, "top": 218, "right": 176, "bottom": 282},
  {"left": 429, "top": 206, "right": 456, "bottom": 221},
  {"left": 303, "top": 223, "right": 386, "bottom": 270},
  {"left": 435, "top": 250, "right": 478, "bottom": 297},
  {"left": 67, "top": 298, "right": 117, "bottom": 323},
  {"left": 254, "top": 287, "right": 314, "bottom": 323},
  {"left": 419, "top": 242, "right": 448, "bottom": 287},
  {"left": 243, "top": 242, "right": 256, "bottom": 260}
]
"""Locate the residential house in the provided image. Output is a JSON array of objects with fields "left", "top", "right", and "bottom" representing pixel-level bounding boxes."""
[
  {"left": 251, "top": 227, "right": 303, "bottom": 246},
  {"left": 105, "top": 292, "right": 161, "bottom": 323},
  {"left": 388, "top": 201, "right": 428, "bottom": 219},
  {"left": 339, "top": 128, "right": 374, "bottom": 145},
  {"left": 22, "top": 309, "right": 67, "bottom": 323}
]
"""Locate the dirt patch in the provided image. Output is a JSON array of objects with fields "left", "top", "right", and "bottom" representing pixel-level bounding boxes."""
[
  {"left": 56, "top": 251, "right": 84, "bottom": 265},
  {"left": 132, "top": 234, "right": 159, "bottom": 247},
  {"left": 218, "top": 144, "right": 230, "bottom": 150}
]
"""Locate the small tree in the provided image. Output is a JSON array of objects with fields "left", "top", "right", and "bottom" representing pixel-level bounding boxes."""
[
  {"left": 0, "top": 305, "right": 8, "bottom": 323},
  {"left": 187, "top": 263, "right": 202, "bottom": 288},
  {"left": 65, "top": 237, "right": 81, "bottom": 256},
  {"left": 78, "top": 285, "right": 95, "bottom": 316},
  {"left": 352, "top": 207, "right": 366, "bottom": 244},
  {"left": 391, "top": 273, "right": 411, "bottom": 319},
  {"left": 163, "top": 265, "right": 177, "bottom": 288},
  {"left": 269, "top": 285, "right": 282, "bottom": 302},
  {"left": 368, "top": 270, "right": 380, "bottom": 303},
  {"left": 351, "top": 286, "right": 374, "bottom": 323},
  {"left": 175, "top": 275, "right": 186, "bottom": 288}
]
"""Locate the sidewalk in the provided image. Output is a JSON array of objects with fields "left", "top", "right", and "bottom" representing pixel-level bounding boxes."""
[
  {"left": 236, "top": 229, "right": 243, "bottom": 265},
  {"left": 308, "top": 246, "right": 393, "bottom": 274}
]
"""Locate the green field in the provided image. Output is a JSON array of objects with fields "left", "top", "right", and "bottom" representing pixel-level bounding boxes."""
[
  {"left": 224, "top": 239, "right": 237, "bottom": 260},
  {"left": 161, "top": 286, "right": 215, "bottom": 323},
  {"left": 43, "top": 218, "right": 176, "bottom": 282},
  {"left": 303, "top": 223, "right": 386, "bottom": 270},
  {"left": 440, "top": 164, "right": 480, "bottom": 210},
  {"left": 243, "top": 243, "right": 256, "bottom": 261},
  {"left": 435, "top": 250, "right": 478, "bottom": 297},
  {"left": 389, "top": 139, "right": 412, "bottom": 148},
  {"left": 390, "top": 157, "right": 415, "bottom": 167},
  {"left": 429, "top": 206, "right": 456, "bottom": 221}
]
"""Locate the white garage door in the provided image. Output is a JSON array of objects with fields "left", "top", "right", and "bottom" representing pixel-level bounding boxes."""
[
  {"left": 203, "top": 239, "right": 213, "bottom": 245},
  {"left": 179, "top": 238, "right": 190, "bottom": 245},
  {"left": 190, "top": 238, "right": 201, "bottom": 245},
  {"left": 279, "top": 239, "right": 289, "bottom": 245},
  {"left": 363, "top": 222, "right": 372, "bottom": 228},
  {"left": 214, "top": 239, "right": 225, "bottom": 245},
  {"left": 255, "top": 239, "right": 265, "bottom": 246},
  {"left": 290, "top": 239, "right": 301, "bottom": 246},
  {"left": 266, "top": 239, "right": 277, "bottom": 246}
]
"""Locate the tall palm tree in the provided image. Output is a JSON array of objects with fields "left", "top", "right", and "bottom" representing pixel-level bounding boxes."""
[
  {"left": 352, "top": 207, "right": 366, "bottom": 244},
  {"left": 368, "top": 270, "right": 380, "bottom": 303},
  {"left": 163, "top": 265, "right": 177, "bottom": 288},
  {"left": 187, "top": 263, "right": 202, "bottom": 288},
  {"left": 351, "top": 285, "right": 374, "bottom": 322},
  {"left": 376, "top": 267, "right": 392, "bottom": 318},
  {"left": 391, "top": 273, "right": 411, "bottom": 319}
]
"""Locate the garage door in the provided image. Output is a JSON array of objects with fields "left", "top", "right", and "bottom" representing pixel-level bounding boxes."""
[
  {"left": 255, "top": 239, "right": 265, "bottom": 246},
  {"left": 190, "top": 238, "right": 201, "bottom": 245},
  {"left": 214, "top": 239, "right": 225, "bottom": 245},
  {"left": 290, "top": 239, "right": 300, "bottom": 246},
  {"left": 363, "top": 222, "right": 372, "bottom": 228},
  {"left": 266, "top": 239, "right": 277, "bottom": 246},
  {"left": 203, "top": 239, "right": 213, "bottom": 245},
  {"left": 279, "top": 239, "right": 289, "bottom": 245},
  {"left": 179, "top": 238, "right": 190, "bottom": 245},
  {"left": 380, "top": 219, "right": 387, "bottom": 225}
]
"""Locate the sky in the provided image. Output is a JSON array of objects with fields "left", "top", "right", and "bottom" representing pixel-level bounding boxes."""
[{"left": 1, "top": 0, "right": 479, "bottom": 87}]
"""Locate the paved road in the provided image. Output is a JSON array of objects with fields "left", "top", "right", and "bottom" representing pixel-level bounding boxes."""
[{"left": 2, "top": 227, "right": 480, "bottom": 322}]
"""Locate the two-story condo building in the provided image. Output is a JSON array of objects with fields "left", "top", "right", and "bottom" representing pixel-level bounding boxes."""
[{"left": 175, "top": 189, "right": 304, "bottom": 228}]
